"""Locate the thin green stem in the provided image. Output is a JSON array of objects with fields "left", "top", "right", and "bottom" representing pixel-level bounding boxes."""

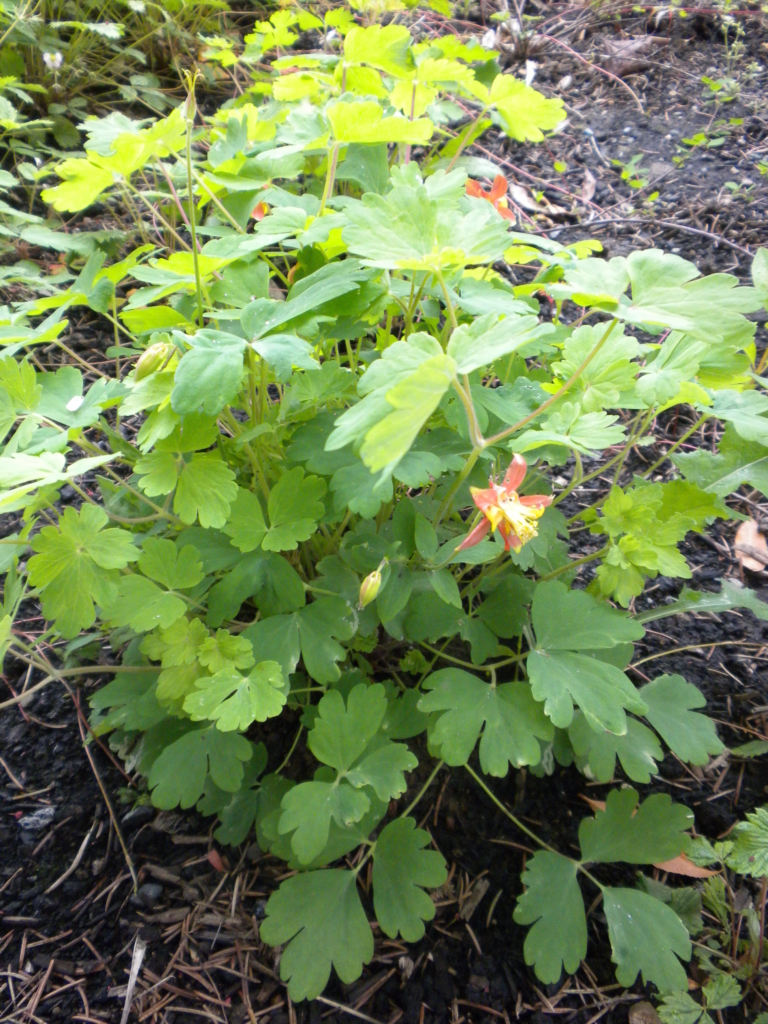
[
  {"left": 353, "top": 760, "right": 446, "bottom": 877},
  {"left": 419, "top": 642, "right": 526, "bottom": 673},
  {"left": 611, "top": 407, "right": 656, "bottom": 487},
  {"left": 120, "top": 185, "right": 152, "bottom": 247},
  {"left": 641, "top": 413, "right": 709, "bottom": 479},
  {"left": 433, "top": 445, "right": 481, "bottom": 528},
  {"left": 562, "top": 424, "right": 651, "bottom": 513},
  {"left": 102, "top": 467, "right": 185, "bottom": 525},
  {"left": 401, "top": 760, "right": 445, "bottom": 819},
  {"left": 188, "top": 163, "right": 245, "bottom": 235},
  {"left": 0, "top": 0, "right": 37, "bottom": 50},
  {"left": 0, "top": 661, "right": 149, "bottom": 714},
  {"left": 484, "top": 318, "right": 619, "bottom": 448},
  {"left": 552, "top": 449, "right": 583, "bottom": 507},
  {"left": 417, "top": 643, "right": 481, "bottom": 672},
  {"left": 127, "top": 183, "right": 191, "bottom": 251},
  {"left": 102, "top": 309, "right": 135, "bottom": 345},
  {"left": 434, "top": 268, "right": 458, "bottom": 333},
  {"left": 258, "top": 355, "right": 269, "bottom": 423},
  {"left": 538, "top": 545, "right": 609, "bottom": 582},
  {"left": 404, "top": 273, "right": 429, "bottom": 336},
  {"left": 323, "top": 509, "right": 352, "bottom": 557},
  {"left": 246, "top": 347, "right": 259, "bottom": 426},
  {"left": 53, "top": 339, "right": 110, "bottom": 379},
  {"left": 446, "top": 107, "right": 487, "bottom": 172},
  {"left": 111, "top": 293, "right": 121, "bottom": 377},
  {"left": 260, "top": 253, "right": 291, "bottom": 289},
  {"left": 319, "top": 144, "right": 340, "bottom": 215},
  {"left": 451, "top": 376, "right": 485, "bottom": 449},
  {"left": 221, "top": 409, "right": 270, "bottom": 500},
  {"left": 464, "top": 764, "right": 559, "bottom": 853},
  {"left": 275, "top": 726, "right": 303, "bottom": 775},
  {"left": 464, "top": 765, "right": 604, "bottom": 890},
  {"left": 631, "top": 639, "right": 750, "bottom": 668},
  {"left": 185, "top": 121, "right": 204, "bottom": 328}
]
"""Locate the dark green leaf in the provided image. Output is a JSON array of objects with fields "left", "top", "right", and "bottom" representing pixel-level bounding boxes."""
[
  {"left": 419, "top": 670, "right": 553, "bottom": 775},
  {"left": 171, "top": 330, "right": 245, "bottom": 416},
  {"left": 148, "top": 726, "right": 253, "bottom": 809},
  {"left": 373, "top": 817, "right": 447, "bottom": 941},
  {"left": 513, "top": 852, "right": 587, "bottom": 984},
  {"left": 579, "top": 789, "right": 692, "bottom": 864},
  {"left": 639, "top": 675, "right": 725, "bottom": 766},
  {"left": 603, "top": 887, "right": 691, "bottom": 993},
  {"left": 260, "top": 870, "right": 373, "bottom": 1001}
]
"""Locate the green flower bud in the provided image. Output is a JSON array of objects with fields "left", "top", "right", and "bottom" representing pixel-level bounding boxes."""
[
  {"left": 135, "top": 342, "right": 169, "bottom": 381},
  {"left": 182, "top": 69, "right": 199, "bottom": 123},
  {"left": 358, "top": 570, "right": 382, "bottom": 609}
]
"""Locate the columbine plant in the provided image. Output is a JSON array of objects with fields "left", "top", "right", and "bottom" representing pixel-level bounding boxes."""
[{"left": 1, "top": 7, "right": 768, "bottom": 1016}]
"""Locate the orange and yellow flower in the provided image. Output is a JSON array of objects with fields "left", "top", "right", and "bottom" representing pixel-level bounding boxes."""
[
  {"left": 465, "top": 174, "right": 514, "bottom": 221},
  {"left": 457, "top": 455, "right": 552, "bottom": 554}
]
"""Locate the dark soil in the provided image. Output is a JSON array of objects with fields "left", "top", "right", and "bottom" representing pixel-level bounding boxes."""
[{"left": 2, "top": 3, "right": 768, "bottom": 1023}]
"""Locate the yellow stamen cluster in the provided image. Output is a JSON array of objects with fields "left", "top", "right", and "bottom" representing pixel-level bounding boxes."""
[{"left": 495, "top": 495, "right": 545, "bottom": 545}]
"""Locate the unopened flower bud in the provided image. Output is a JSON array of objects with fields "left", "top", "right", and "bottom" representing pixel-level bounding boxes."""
[
  {"left": 182, "top": 70, "right": 199, "bottom": 123},
  {"left": 358, "top": 570, "right": 382, "bottom": 609},
  {"left": 135, "top": 342, "right": 169, "bottom": 380}
]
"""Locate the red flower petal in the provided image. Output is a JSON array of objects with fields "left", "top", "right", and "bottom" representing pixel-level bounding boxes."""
[
  {"left": 470, "top": 485, "right": 499, "bottom": 512},
  {"left": 498, "top": 522, "right": 522, "bottom": 552},
  {"left": 519, "top": 494, "right": 553, "bottom": 508},
  {"left": 456, "top": 517, "right": 491, "bottom": 551},
  {"left": 502, "top": 455, "right": 527, "bottom": 493},
  {"left": 488, "top": 175, "right": 508, "bottom": 204}
]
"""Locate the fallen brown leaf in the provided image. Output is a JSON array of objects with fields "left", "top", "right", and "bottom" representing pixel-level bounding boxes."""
[
  {"left": 508, "top": 183, "right": 568, "bottom": 217},
  {"left": 508, "top": 184, "right": 545, "bottom": 213},
  {"left": 734, "top": 518, "right": 768, "bottom": 572},
  {"left": 653, "top": 852, "right": 719, "bottom": 878},
  {"left": 582, "top": 168, "right": 596, "bottom": 203},
  {"left": 578, "top": 795, "right": 606, "bottom": 813},
  {"left": 207, "top": 848, "right": 228, "bottom": 872},
  {"left": 604, "top": 35, "right": 668, "bottom": 78}
]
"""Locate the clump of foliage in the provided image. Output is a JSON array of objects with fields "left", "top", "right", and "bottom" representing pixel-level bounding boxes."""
[
  {"left": 0, "top": 0, "right": 233, "bottom": 161},
  {"left": 1, "top": 3, "right": 768, "bottom": 1015}
]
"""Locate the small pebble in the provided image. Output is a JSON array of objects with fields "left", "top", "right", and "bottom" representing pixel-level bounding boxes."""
[
  {"left": 480, "top": 28, "right": 497, "bottom": 50},
  {"left": 121, "top": 805, "right": 154, "bottom": 831},
  {"left": 137, "top": 883, "right": 163, "bottom": 907},
  {"left": 629, "top": 1003, "right": 662, "bottom": 1024},
  {"left": 18, "top": 806, "right": 55, "bottom": 832},
  {"left": 398, "top": 955, "right": 415, "bottom": 980}
]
